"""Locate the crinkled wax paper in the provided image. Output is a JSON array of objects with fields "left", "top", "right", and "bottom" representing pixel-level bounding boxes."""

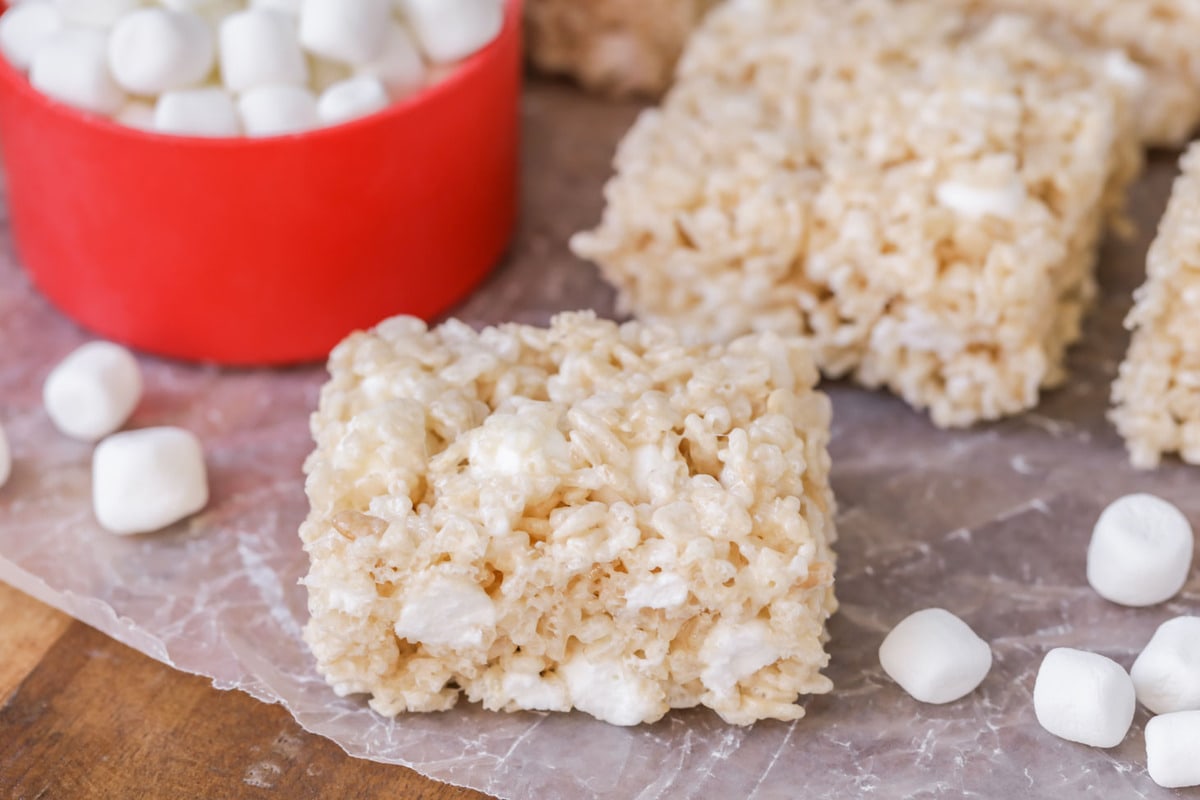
[{"left": 1, "top": 83, "right": 1198, "bottom": 799}]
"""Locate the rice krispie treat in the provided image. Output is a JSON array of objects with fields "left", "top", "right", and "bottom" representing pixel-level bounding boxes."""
[
  {"left": 301, "top": 312, "right": 838, "bottom": 726},
  {"left": 524, "top": 0, "right": 718, "bottom": 96},
  {"left": 1111, "top": 144, "right": 1200, "bottom": 469},
  {"left": 956, "top": 0, "right": 1200, "bottom": 146},
  {"left": 573, "top": 0, "right": 1141, "bottom": 428}
]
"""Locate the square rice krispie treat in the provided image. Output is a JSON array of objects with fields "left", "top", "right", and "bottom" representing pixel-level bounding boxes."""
[
  {"left": 573, "top": 0, "right": 1141, "bottom": 428},
  {"left": 524, "top": 0, "right": 718, "bottom": 97},
  {"left": 956, "top": 0, "right": 1200, "bottom": 146},
  {"left": 301, "top": 312, "right": 838, "bottom": 726},
  {"left": 1111, "top": 144, "right": 1200, "bottom": 469}
]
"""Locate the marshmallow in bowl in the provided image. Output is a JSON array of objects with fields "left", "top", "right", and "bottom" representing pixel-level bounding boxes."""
[
  {"left": 238, "top": 84, "right": 319, "bottom": 136},
  {"left": 1033, "top": 647, "right": 1135, "bottom": 748},
  {"left": 108, "top": 8, "right": 215, "bottom": 95},
  {"left": 115, "top": 99, "right": 157, "bottom": 130},
  {"left": 29, "top": 28, "right": 126, "bottom": 115},
  {"left": 357, "top": 22, "right": 425, "bottom": 97},
  {"left": 398, "top": 0, "right": 502, "bottom": 64},
  {"left": 878, "top": 608, "right": 993, "bottom": 704},
  {"left": 92, "top": 426, "right": 209, "bottom": 535},
  {"left": 1146, "top": 711, "right": 1200, "bottom": 789},
  {"left": 155, "top": 86, "right": 240, "bottom": 136},
  {"left": 299, "top": 0, "right": 390, "bottom": 65},
  {"left": 1130, "top": 617, "right": 1200, "bottom": 715},
  {"left": 1087, "top": 493, "right": 1194, "bottom": 607},
  {"left": 0, "top": 1, "right": 63, "bottom": 72},
  {"left": 43, "top": 341, "right": 143, "bottom": 442},
  {"left": 317, "top": 74, "right": 388, "bottom": 125},
  {"left": 218, "top": 8, "right": 309, "bottom": 93}
]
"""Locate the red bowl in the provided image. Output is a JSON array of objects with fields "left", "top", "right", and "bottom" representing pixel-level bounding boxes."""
[{"left": 0, "top": 1, "right": 521, "bottom": 365}]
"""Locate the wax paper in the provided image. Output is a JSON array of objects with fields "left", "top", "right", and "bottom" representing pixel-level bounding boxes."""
[{"left": 1, "top": 81, "right": 1197, "bottom": 799}]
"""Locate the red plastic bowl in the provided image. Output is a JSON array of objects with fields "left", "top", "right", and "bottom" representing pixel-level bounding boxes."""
[{"left": 0, "top": 1, "right": 521, "bottom": 365}]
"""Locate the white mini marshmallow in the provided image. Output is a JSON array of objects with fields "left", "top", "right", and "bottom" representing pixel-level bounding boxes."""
[
  {"left": 52, "top": 0, "right": 143, "bottom": 29},
  {"left": 155, "top": 86, "right": 239, "bottom": 136},
  {"left": 299, "top": 0, "right": 389, "bottom": 66},
  {"left": 1033, "top": 647, "right": 1135, "bottom": 748},
  {"left": 238, "top": 84, "right": 318, "bottom": 136},
  {"left": 114, "top": 99, "right": 156, "bottom": 130},
  {"left": 935, "top": 178, "right": 1026, "bottom": 221},
  {"left": 43, "top": 341, "right": 142, "bottom": 442},
  {"left": 218, "top": 8, "right": 307, "bottom": 93},
  {"left": 107, "top": 8, "right": 214, "bottom": 95},
  {"left": 1087, "top": 493, "right": 1194, "bottom": 607},
  {"left": 29, "top": 28, "right": 126, "bottom": 115},
  {"left": 1131, "top": 616, "right": 1200, "bottom": 715},
  {"left": 316, "top": 74, "right": 387, "bottom": 125},
  {"left": 92, "top": 427, "right": 208, "bottom": 535},
  {"left": 1146, "top": 711, "right": 1200, "bottom": 789},
  {"left": 878, "top": 608, "right": 993, "bottom": 704},
  {"left": 397, "top": 0, "right": 502, "bottom": 64},
  {"left": 357, "top": 22, "right": 424, "bottom": 98},
  {"left": 0, "top": 2, "right": 63, "bottom": 72},
  {"left": 0, "top": 421, "right": 11, "bottom": 489}
]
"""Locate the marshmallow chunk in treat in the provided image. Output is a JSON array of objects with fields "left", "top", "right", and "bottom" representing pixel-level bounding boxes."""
[
  {"left": 108, "top": 8, "right": 215, "bottom": 95},
  {"left": 1033, "top": 647, "right": 1135, "bottom": 748},
  {"left": 299, "top": 0, "right": 390, "bottom": 66},
  {"left": 43, "top": 341, "right": 142, "bottom": 442},
  {"left": 155, "top": 86, "right": 240, "bottom": 136},
  {"left": 0, "top": 2, "right": 64, "bottom": 72},
  {"left": 92, "top": 427, "right": 209, "bottom": 535},
  {"left": 29, "top": 28, "right": 126, "bottom": 115},
  {"left": 238, "top": 84, "right": 319, "bottom": 136},
  {"left": 1131, "top": 616, "right": 1200, "bottom": 715},
  {"left": 398, "top": 0, "right": 502, "bottom": 64},
  {"left": 1146, "top": 711, "right": 1200, "bottom": 789},
  {"left": 1087, "top": 493, "right": 1194, "bottom": 607},
  {"left": 316, "top": 74, "right": 388, "bottom": 125},
  {"left": 218, "top": 8, "right": 308, "bottom": 93},
  {"left": 878, "top": 608, "right": 993, "bottom": 704}
]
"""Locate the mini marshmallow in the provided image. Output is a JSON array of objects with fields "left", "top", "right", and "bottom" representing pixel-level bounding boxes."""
[
  {"left": 0, "top": 1, "right": 63, "bottom": 72},
  {"left": 43, "top": 341, "right": 142, "bottom": 442},
  {"left": 1146, "top": 711, "right": 1200, "bottom": 789},
  {"left": 1131, "top": 616, "right": 1200, "bottom": 715},
  {"left": 357, "top": 22, "right": 425, "bottom": 98},
  {"left": 114, "top": 99, "right": 156, "bottom": 130},
  {"left": 1033, "top": 647, "right": 1135, "bottom": 748},
  {"left": 0, "top": 421, "right": 11, "bottom": 489},
  {"left": 878, "top": 608, "right": 993, "bottom": 704},
  {"left": 299, "top": 0, "right": 389, "bottom": 66},
  {"left": 398, "top": 0, "right": 502, "bottom": 64},
  {"left": 316, "top": 74, "right": 387, "bottom": 125},
  {"left": 155, "top": 86, "right": 239, "bottom": 136},
  {"left": 108, "top": 8, "right": 215, "bottom": 95},
  {"left": 1087, "top": 493, "right": 1194, "bottom": 607},
  {"left": 92, "top": 427, "right": 208, "bottom": 534},
  {"left": 29, "top": 28, "right": 126, "bottom": 115},
  {"left": 238, "top": 84, "right": 318, "bottom": 136},
  {"left": 52, "top": 0, "right": 143, "bottom": 29},
  {"left": 218, "top": 8, "right": 307, "bottom": 93}
]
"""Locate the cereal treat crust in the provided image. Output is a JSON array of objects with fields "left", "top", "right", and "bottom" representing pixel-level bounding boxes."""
[
  {"left": 1112, "top": 144, "right": 1200, "bottom": 469},
  {"left": 301, "top": 312, "right": 838, "bottom": 726},
  {"left": 573, "top": 0, "right": 1140, "bottom": 428},
  {"left": 957, "top": 0, "right": 1200, "bottom": 146},
  {"left": 524, "top": 0, "right": 719, "bottom": 97}
]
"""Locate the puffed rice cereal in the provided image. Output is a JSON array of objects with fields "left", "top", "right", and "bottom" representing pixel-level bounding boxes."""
[
  {"left": 524, "top": 0, "right": 717, "bottom": 97},
  {"left": 1111, "top": 144, "right": 1200, "bottom": 469},
  {"left": 573, "top": 0, "right": 1141, "bottom": 428},
  {"left": 300, "top": 312, "right": 838, "bottom": 726}
]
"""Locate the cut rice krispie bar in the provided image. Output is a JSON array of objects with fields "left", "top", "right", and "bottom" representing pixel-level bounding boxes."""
[
  {"left": 524, "top": 0, "right": 718, "bottom": 96},
  {"left": 301, "top": 312, "right": 838, "bottom": 726},
  {"left": 956, "top": 0, "right": 1200, "bottom": 146},
  {"left": 1111, "top": 144, "right": 1200, "bottom": 469},
  {"left": 573, "top": 0, "right": 1142, "bottom": 428}
]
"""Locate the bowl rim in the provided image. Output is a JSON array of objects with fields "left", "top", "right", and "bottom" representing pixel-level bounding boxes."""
[{"left": 0, "top": 0, "right": 522, "bottom": 148}]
